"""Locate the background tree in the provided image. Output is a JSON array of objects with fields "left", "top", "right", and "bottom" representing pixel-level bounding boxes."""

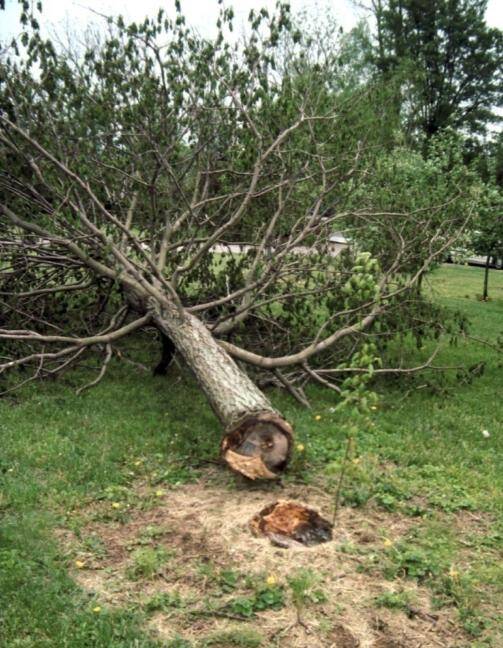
[
  {"left": 471, "top": 152, "right": 503, "bottom": 300},
  {"left": 370, "top": 0, "right": 503, "bottom": 140}
]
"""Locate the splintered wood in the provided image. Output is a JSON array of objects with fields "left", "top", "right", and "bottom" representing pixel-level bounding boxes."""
[
  {"left": 250, "top": 500, "right": 333, "bottom": 548},
  {"left": 222, "top": 412, "right": 293, "bottom": 480}
]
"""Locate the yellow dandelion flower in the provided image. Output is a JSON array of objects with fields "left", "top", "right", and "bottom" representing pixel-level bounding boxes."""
[
  {"left": 75, "top": 560, "right": 86, "bottom": 569},
  {"left": 155, "top": 489, "right": 164, "bottom": 497},
  {"left": 92, "top": 606, "right": 101, "bottom": 613},
  {"left": 134, "top": 460, "right": 142, "bottom": 466},
  {"left": 111, "top": 502, "right": 121, "bottom": 509},
  {"left": 383, "top": 538, "right": 393, "bottom": 548},
  {"left": 314, "top": 415, "right": 322, "bottom": 421},
  {"left": 370, "top": 405, "right": 378, "bottom": 411},
  {"left": 296, "top": 443, "right": 305, "bottom": 452},
  {"left": 266, "top": 575, "right": 277, "bottom": 587}
]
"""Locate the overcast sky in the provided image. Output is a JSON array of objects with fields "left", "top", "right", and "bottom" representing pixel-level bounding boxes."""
[
  {"left": 0, "top": 1, "right": 365, "bottom": 41},
  {"left": 2, "top": 0, "right": 501, "bottom": 45}
]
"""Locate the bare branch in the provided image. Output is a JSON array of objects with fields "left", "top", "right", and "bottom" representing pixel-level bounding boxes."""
[
  {"left": 0, "top": 313, "right": 152, "bottom": 347},
  {"left": 76, "top": 343, "right": 113, "bottom": 395},
  {"left": 273, "top": 369, "right": 311, "bottom": 408}
]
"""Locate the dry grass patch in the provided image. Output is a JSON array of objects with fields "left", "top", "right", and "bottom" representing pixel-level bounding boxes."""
[{"left": 59, "top": 470, "right": 473, "bottom": 647}]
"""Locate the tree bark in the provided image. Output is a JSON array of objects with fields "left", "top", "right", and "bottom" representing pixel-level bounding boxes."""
[
  {"left": 152, "top": 300, "right": 293, "bottom": 480},
  {"left": 483, "top": 253, "right": 491, "bottom": 301}
]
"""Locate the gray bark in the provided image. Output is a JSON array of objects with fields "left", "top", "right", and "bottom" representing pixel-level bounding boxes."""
[{"left": 152, "top": 300, "right": 293, "bottom": 479}]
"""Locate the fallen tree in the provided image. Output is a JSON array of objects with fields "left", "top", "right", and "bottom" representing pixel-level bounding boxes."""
[
  {"left": 1, "top": 193, "right": 294, "bottom": 479},
  {"left": 0, "top": 3, "right": 480, "bottom": 477}
]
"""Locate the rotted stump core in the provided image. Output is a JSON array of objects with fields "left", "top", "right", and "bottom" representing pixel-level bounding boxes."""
[
  {"left": 221, "top": 412, "right": 293, "bottom": 480},
  {"left": 250, "top": 500, "right": 333, "bottom": 548}
]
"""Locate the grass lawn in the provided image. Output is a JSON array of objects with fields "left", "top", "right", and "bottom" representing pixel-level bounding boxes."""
[{"left": 1, "top": 264, "right": 502, "bottom": 647}]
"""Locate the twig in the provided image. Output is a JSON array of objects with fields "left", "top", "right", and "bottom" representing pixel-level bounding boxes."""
[
  {"left": 273, "top": 369, "right": 311, "bottom": 408},
  {"left": 113, "top": 349, "right": 149, "bottom": 373},
  {"left": 303, "top": 362, "right": 342, "bottom": 393},
  {"left": 407, "top": 606, "right": 439, "bottom": 622},
  {"left": 76, "top": 343, "right": 113, "bottom": 395},
  {"left": 189, "top": 608, "right": 250, "bottom": 622},
  {"left": 463, "top": 333, "right": 503, "bottom": 355},
  {"left": 332, "top": 436, "right": 353, "bottom": 526}
]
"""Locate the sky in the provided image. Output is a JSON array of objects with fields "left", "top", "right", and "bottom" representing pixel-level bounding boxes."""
[
  {"left": 3, "top": 0, "right": 500, "bottom": 46},
  {"left": 0, "top": 0, "right": 369, "bottom": 42}
]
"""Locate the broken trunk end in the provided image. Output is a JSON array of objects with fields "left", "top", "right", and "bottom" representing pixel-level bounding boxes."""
[{"left": 221, "top": 411, "right": 293, "bottom": 480}]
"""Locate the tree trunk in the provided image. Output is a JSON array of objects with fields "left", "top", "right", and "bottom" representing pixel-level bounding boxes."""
[
  {"left": 152, "top": 301, "right": 293, "bottom": 480},
  {"left": 483, "top": 253, "right": 491, "bottom": 301}
]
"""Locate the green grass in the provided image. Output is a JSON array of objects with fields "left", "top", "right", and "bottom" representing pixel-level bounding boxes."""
[
  {"left": 0, "top": 345, "right": 218, "bottom": 647},
  {"left": 289, "top": 265, "right": 503, "bottom": 642},
  {"left": 1, "top": 264, "right": 502, "bottom": 646},
  {"left": 293, "top": 266, "right": 503, "bottom": 511}
]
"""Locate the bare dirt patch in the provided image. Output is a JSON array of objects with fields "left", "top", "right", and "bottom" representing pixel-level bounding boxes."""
[{"left": 59, "top": 470, "right": 470, "bottom": 647}]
